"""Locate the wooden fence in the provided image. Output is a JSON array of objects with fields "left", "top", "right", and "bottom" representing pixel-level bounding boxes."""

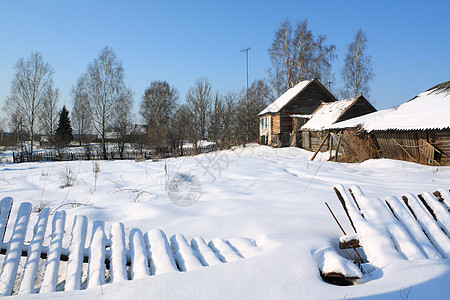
[
  {"left": 0, "top": 197, "right": 252, "bottom": 296},
  {"left": 333, "top": 185, "right": 450, "bottom": 267},
  {"left": 11, "top": 145, "right": 216, "bottom": 163}
]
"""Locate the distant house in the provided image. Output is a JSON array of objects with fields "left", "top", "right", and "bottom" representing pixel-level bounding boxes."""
[
  {"left": 258, "top": 79, "right": 336, "bottom": 147},
  {"left": 328, "top": 81, "right": 450, "bottom": 165},
  {"left": 298, "top": 95, "right": 376, "bottom": 151}
]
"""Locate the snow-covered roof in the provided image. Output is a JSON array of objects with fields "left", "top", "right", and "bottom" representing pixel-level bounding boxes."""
[
  {"left": 258, "top": 79, "right": 313, "bottom": 115},
  {"left": 328, "top": 82, "right": 450, "bottom": 132},
  {"left": 301, "top": 98, "right": 357, "bottom": 131},
  {"left": 290, "top": 114, "right": 312, "bottom": 118}
]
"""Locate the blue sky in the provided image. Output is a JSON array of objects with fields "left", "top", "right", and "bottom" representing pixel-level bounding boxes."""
[{"left": 1, "top": 0, "right": 449, "bottom": 121}]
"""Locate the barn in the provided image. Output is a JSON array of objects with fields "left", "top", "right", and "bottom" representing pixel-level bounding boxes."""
[
  {"left": 258, "top": 79, "right": 336, "bottom": 147},
  {"left": 328, "top": 81, "right": 450, "bottom": 165},
  {"left": 297, "top": 95, "right": 376, "bottom": 151}
]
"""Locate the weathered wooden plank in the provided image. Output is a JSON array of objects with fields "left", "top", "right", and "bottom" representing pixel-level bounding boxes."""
[
  {"left": 0, "top": 202, "right": 32, "bottom": 296},
  {"left": 65, "top": 215, "right": 88, "bottom": 291},
  {"left": 110, "top": 222, "right": 128, "bottom": 282},
  {"left": 385, "top": 196, "right": 440, "bottom": 259},
  {"left": 40, "top": 211, "right": 66, "bottom": 293},
  {"left": 145, "top": 229, "right": 178, "bottom": 275},
  {"left": 402, "top": 194, "right": 450, "bottom": 258},
  {"left": 0, "top": 197, "right": 13, "bottom": 243},
  {"left": 18, "top": 208, "right": 50, "bottom": 295},
  {"left": 170, "top": 234, "right": 203, "bottom": 271},
  {"left": 349, "top": 186, "right": 427, "bottom": 260},
  {"left": 208, "top": 238, "right": 242, "bottom": 262},
  {"left": 419, "top": 192, "right": 450, "bottom": 236},
  {"left": 191, "top": 237, "right": 222, "bottom": 266},
  {"left": 129, "top": 229, "right": 150, "bottom": 279},
  {"left": 87, "top": 221, "right": 106, "bottom": 289}
]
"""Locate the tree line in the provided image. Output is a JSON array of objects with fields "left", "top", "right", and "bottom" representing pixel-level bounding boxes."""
[{"left": 1, "top": 19, "right": 373, "bottom": 159}]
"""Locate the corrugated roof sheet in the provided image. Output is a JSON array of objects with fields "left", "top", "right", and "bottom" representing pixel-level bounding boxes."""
[
  {"left": 328, "top": 82, "right": 450, "bottom": 132},
  {"left": 258, "top": 79, "right": 313, "bottom": 115}
]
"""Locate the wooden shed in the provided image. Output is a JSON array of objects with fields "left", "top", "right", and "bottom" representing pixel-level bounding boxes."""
[
  {"left": 258, "top": 79, "right": 336, "bottom": 147},
  {"left": 298, "top": 95, "right": 376, "bottom": 151},
  {"left": 328, "top": 81, "right": 450, "bottom": 165}
]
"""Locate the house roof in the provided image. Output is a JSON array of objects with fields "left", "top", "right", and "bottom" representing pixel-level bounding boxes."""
[
  {"left": 258, "top": 79, "right": 313, "bottom": 116},
  {"left": 300, "top": 97, "right": 359, "bottom": 131},
  {"left": 328, "top": 81, "right": 450, "bottom": 132}
]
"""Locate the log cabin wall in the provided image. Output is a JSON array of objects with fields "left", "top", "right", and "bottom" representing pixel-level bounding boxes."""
[
  {"left": 281, "top": 81, "right": 336, "bottom": 115},
  {"left": 339, "top": 96, "right": 376, "bottom": 122}
]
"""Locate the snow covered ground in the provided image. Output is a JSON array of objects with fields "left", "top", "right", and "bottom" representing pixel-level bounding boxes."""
[{"left": 0, "top": 144, "right": 449, "bottom": 299}]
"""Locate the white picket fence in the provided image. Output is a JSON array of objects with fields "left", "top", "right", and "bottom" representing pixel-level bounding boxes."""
[{"left": 0, "top": 197, "right": 251, "bottom": 296}]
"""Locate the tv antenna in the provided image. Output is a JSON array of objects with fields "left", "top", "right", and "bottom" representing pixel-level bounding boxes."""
[{"left": 240, "top": 46, "right": 252, "bottom": 102}]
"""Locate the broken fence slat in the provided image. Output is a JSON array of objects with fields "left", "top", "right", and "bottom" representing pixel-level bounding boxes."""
[
  {"left": 18, "top": 208, "right": 50, "bottom": 295},
  {"left": 0, "top": 202, "right": 32, "bottom": 296},
  {"left": 437, "top": 189, "right": 450, "bottom": 210},
  {"left": 384, "top": 196, "right": 441, "bottom": 259},
  {"left": 402, "top": 194, "right": 450, "bottom": 259},
  {"left": 349, "top": 186, "right": 427, "bottom": 261},
  {"left": 0, "top": 197, "right": 13, "bottom": 243},
  {"left": 65, "top": 215, "right": 88, "bottom": 291},
  {"left": 333, "top": 186, "right": 357, "bottom": 233},
  {"left": 334, "top": 185, "right": 404, "bottom": 267},
  {"left": 420, "top": 192, "right": 450, "bottom": 236},
  {"left": 40, "top": 210, "right": 66, "bottom": 293}
]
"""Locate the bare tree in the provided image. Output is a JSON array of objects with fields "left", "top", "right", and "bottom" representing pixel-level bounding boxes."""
[
  {"left": 79, "top": 46, "right": 129, "bottom": 159},
  {"left": 140, "top": 80, "right": 179, "bottom": 149},
  {"left": 236, "top": 80, "right": 271, "bottom": 145},
  {"left": 221, "top": 91, "right": 238, "bottom": 148},
  {"left": 4, "top": 52, "right": 54, "bottom": 152},
  {"left": 185, "top": 78, "right": 212, "bottom": 146},
  {"left": 167, "top": 104, "right": 190, "bottom": 156},
  {"left": 341, "top": 29, "right": 374, "bottom": 99},
  {"left": 268, "top": 19, "right": 336, "bottom": 94},
  {"left": 208, "top": 92, "right": 224, "bottom": 147},
  {"left": 112, "top": 87, "right": 134, "bottom": 159},
  {"left": 71, "top": 76, "right": 92, "bottom": 145},
  {"left": 40, "top": 84, "right": 60, "bottom": 146}
]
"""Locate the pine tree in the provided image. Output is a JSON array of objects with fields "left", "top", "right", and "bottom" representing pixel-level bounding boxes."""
[{"left": 55, "top": 105, "right": 74, "bottom": 149}]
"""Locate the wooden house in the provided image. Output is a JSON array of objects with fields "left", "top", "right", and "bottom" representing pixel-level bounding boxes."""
[
  {"left": 298, "top": 95, "right": 376, "bottom": 151},
  {"left": 258, "top": 79, "right": 336, "bottom": 147},
  {"left": 327, "top": 81, "right": 450, "bottom": 165}
]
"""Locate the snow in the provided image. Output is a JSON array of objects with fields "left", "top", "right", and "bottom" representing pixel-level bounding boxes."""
[
  {"left": 65, "top": 215, "right": 88, "bottom": 291},
  {"left": 0, "top": 202, "right": 32, "bottom": 296},
  {"left": 258, "top": 80, "right": 313, "bottom": 115},
  {"left": 328, "top": 87, "right": 450, "bottom": 131},
  {"left": 301, "top": 98, "right": 356, "bottom": 131},
  {"left": 0, "top": 144, "right": 448, "bottom": 299},
  {"left": 313, "top": 245, "right": 362, "bottom": 278}
]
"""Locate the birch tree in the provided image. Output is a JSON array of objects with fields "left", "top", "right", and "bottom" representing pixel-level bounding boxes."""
[
  {"left": 112, "top": 87, "right": 134, "bottom": 159},
  {"left": 268, "top": 19, "right": 336, "bottom": 94},
  {"left": 4, "top": 52, "right": 54, "bottom": 152},
  {"left": 186, "top": 78, "right": 212, "bottom": 145},
  {"left": 341, "top": 29, "right": 374, "bottom": 99},
  {"left": 40, "top": 84, "right": 60, "bottom": 145},
  {"left": 71, "top": 76, "right": 92, "bottom": 145},
  {"left": 77, "top": 46, "right": 129, "bottom": 159}
]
